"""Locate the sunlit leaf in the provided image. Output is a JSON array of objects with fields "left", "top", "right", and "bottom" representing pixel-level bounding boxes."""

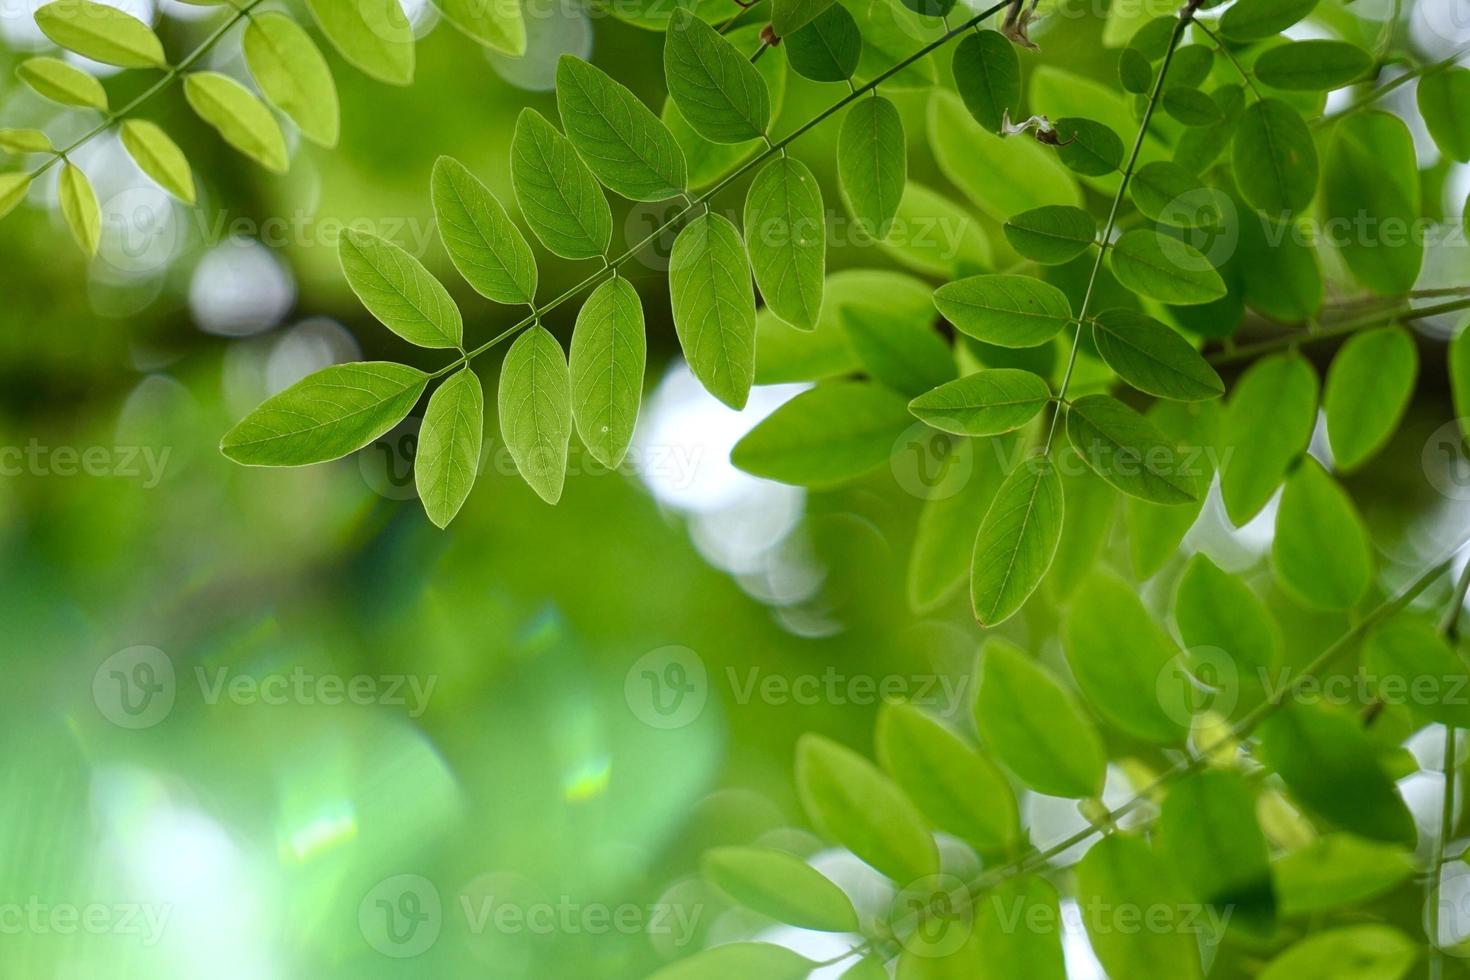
[
  {"left": 557, "top": 55, "right": 687, "bottom": 201},
  {"left": 415, "top": 367, "right": 483, "bottom": 529},
  {"left": 1322, "top": 111, "right": 1421, "bottom": 296},
  {"left": 569, "top": 275, "right": 644, "bottom": 469},
  {"left": 1219, "top": 352, "right": 1318, "bottom": 526},
  {"left": 1065, "top": 394, "right": 1200, "bottom": 504},
  {"left": 1091, "top": 308, "right": 1222, "bottom": 401},
  {"left": 57, "top": 162, "right": 98, "bottom": 255},
  {"left": 120, "top": 119, "right": 195, "bottom": 204},
  {"left": 1076, "top": 835, "right": 1202, "bottom": 980},
  {"left": 745, "top": 157, "right": 825, "bottom": 331},
  {"left": 1273, "top": 457, "right": 1372, "bottom": 611},
  {"left": 669, "top": 212, "right": 756, "bottom": 409},
  {"left": 650, "top": 943, "right": 815, "bottom": 980},
  {"left": 664, "top": 8, "right": 769, "bottom": 144},
  {"left": 243, "top": 11, "right": 340, "bottom": 147},
  {"left": 1324, "top": 326, "right": 1417, "bottom": 471},
  {"left": 951, "top": 30, "right": 1018, "bottom": 133},
  {"left": 1362, "top": 617, "right": 1470, "bottom": 727},
  {"left": 0, "top": 173, "right": 31, "bottom": 222},
  {"left": 1003, "top": 205, "right": 1096, "bottom": 265},
  {"left": 499, "top": 325, "right": 572, "bottom": 504},
  {"left": 1233, "top": 99, "right": 1317, "bottom": 217},
  {"left": 340, "top": 227, "right": 462, "bottom": 349},
  {"left": 431, "top": 0, "right": 524, "bottom": 56},
  {"left": 0, "top": 129, "right": 51, "bottom": 154},
  {"left": 1273, "top": 835, "right": 1415, "bottom": 916},
  {"left": 908, "top": 369, "right": 1049, "bottom": 436},
  {"left": 1109, "top": 229, "right": 1226, "bottom": 306},
  {"left": 1419, "top": 66, "right": 1470, "bottom": 162},
  {"left": 933, "top": 275, "right": 1072, "bottom": 348},
  {"left": 731, "top": 381, "right": 911, "bottom": 487},
  {"left": 1258, "top": 926, "right": 1417, "bottom": 980},
  {"left": 702, "top": 847, "right": 858, "bottom": 932},
  {"left": 1159, "top": 771, "right": 1276, "bottom": 937},
  {"left": 837, "top": 95, "right": 906, "bottom": 239},
  {"left": 1219, "top": 0, "right": 1317, "bottom": 41},
  {"left": 785, "top": 4, "right": 861, "bottom": 82},
  {"left": 183, "top": 71, "right": 288, "bottom": 174},
  {"left": 510, "top": 109, "right": 612, "bottom": 262},
  {"left": 1253, "top": 40, "right": 1372, "bottom": 91},
  {"left": 16, "top": 56, "right": 106, "bottom": 110},
  {"left": 304, "top": 0, "right": 414, "bottom": 85},
  {"left": 432, "top": 155, "right": 539, "bottom": 305},
  {"left": 1175, "top": 552, "right": 1281, "bottom": 676},
  {"left": 970, "top": 456, "right": 1065, "bottom": 626},
  {"left": 34, "top": 0, "right": 164, "bottom": 68}
]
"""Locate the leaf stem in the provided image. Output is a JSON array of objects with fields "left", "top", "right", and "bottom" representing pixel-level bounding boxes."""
[
  {"left": 1041, "top": 0, "right": 1202, "bottom": 453},
  {"left": 1207, "top": 296, "right": 1470, "bottom": 366},
  {"left": 1193, "top": 19, "right": 1262, "bottom": 100},
  {"left": 431, "top": 0, "right": 1014, "bottom": 380},
  {"left": 27, "top": 0, "right": 269, "bottom": 181},
  {"left": 1319, "top": 43, "right": 1470, "bottom": 129}
]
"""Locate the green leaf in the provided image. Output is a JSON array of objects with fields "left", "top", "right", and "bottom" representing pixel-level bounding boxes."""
[
  {"left": 702, "top": 847, "right": 858, "bottom": 932},
  {"left": 1219, "top": 352, "right": 1318, "bottom": 524},
  {"left": 649, "top": 943, "right": 815, "bottom": 980},
  {"left": 1322, "top": 111, "right": 1422, "bottom": 296},
  {"left": 876, "top": 702, "right": 1020, "bottom": 852},
  {"left": 1258, "top": 702, "right": 1416, "bottom": 844},
  {"left": 745, "top": 157, "right": 825, "bottom": 331},
  {"left": 1091, "top": 309, "right": 1221, "bottom": 401},
  {"left": 0, "top": 129, "right": 51, "bottom": 154},
  {"left": 1324, "top": 326, "right": 1417, "bottom": 471},
  {"left": 1175, "top": 553, "right": 1282, "bottom": 676},
  {"left": 243, "top": 11, "right": 339, "bottom": 148},
  {"left": 339, "top": 228, "right": 462, "bottom": 349},
  {"left": 972, "top": 877, "right": 1067, "bottom": 979},
  {"left": 120, "top": 120, "right": 194, "bottom": 204},
  {"left": 951, "top": 30, "right": 1018, "bottom": 133},
  {"left": 58, "top": 162, "right": 98, "bottom": 256},
  {"left": 664, "top": 8, "right": 769, "bottom": 144},
  {"left": 510, "top": 109, "right": 612, "bottom": 262},
  {"left": 33, "top": 0, "right": 164, "bottom": 68},
  {"left": 1259, "top": 926, "right": 1417, "bottom": 980},
  {"left": 756, "top": 268, "right": 924, "bottom": 384},
  {"left": 1233, "top": 99, "right": 1318, "bottom": 217},
  {"left": 1236, "top": 205, "right": 1323, "bottom": 322},
  {"left": 1109, "top": 229, "right": 1226, "bottom": 306},
  {"left": 930, "top": 92, "right": 1083, "bottom": 220},
  {"left": 669, "top": 212, "right": 756, "bottom": 408},
  {"left": 1273, "top": 457, "right": 1372, "bottom": 611},
  {"left": 430, "top": 0, "right": 524, "bottom": 56},
  {"left": 796, "top": 733, "right": 938, "bottom": 885},
  {"left": 415, "top": 368, "right": 483, "bottom": 529},
  {"left": 851, "top": 1, "right": 939, "bottom": 91},
  {"left": 842, "top": 306, "right": 954, "bottom": 399},
  {"left": 569, "top": 275, "right": 644, "bottom": 469},
  {"left": 907, "top": 438, "right": 1006, "bottom": 612},
  {"left": 304, "top": 0, "right": 413, "bottom": 85},
  {"left": 431, "top": 155, "right": 538, "bottom": 305},
  {"left": 1254, "top": 39, "right": 1372, "bottom": 91},
  {"left": 785, "top": 4, "right": 861, "bottom": 82},
  {"left": 498, "top": 325, "right": 572, "bottom": 504},
  {"left": 908, "top": 369, "right": 1048, "bottom": 436},
  {"left": 1362, "top": 617, "right": 1470, "bottom": 727},
  {"left": 1130, "top": 161, "right": 1228, "bottom": 228},
  {"left": 1419, "top": 67, "right": 1470, "bottom": 162},
  {"left": 730, "top": 381, "right": 911, "bottom": 487},
  {"left": 1126, "top": 400, "right": 1217, "bottom": 577},
  {"left": 771, "top": 0, "right": 835, "bottom": 36},
  {"left": 1118, "top": 46, "right": 1153, "bottom": 94},
  {"left": 17, "top": 56, "right": 106, "bottom": 110},
  {"left": 974, "top": 638, "right": 1106, "bottom": 798},
  {"left": 1053, "top": 116, "right": 1125, "bottom": 177},
  {"left": 877, "top": 182, "right": 992, "bottom": 278},
  {"left": 557, "top": 55, "right": 687, "bottom": 201},
  {"left": 1045, "top": 454, "right": 1117, "bottom": 602},
  {"left": 1066, "top": 394, "right": 1200, "bottom": 504},
  {"left": 1075, "top": 835, "right": 1203, "bottom": 980},
  {"left": 970, "top": 456, "right": 1065, "bottom": 626},
  {"left": 1162, "top": 86, "right": 1223, "bottom": 127},
  {"left": 837, "top": 95, "right": 906, "bottom": 239},
  {"left": 1064, "top": 570, "right": 1187, "bottom": 743},
  {"left": 1003, "top": 205, "right": 1096, "bottom": 265},
  {"left": 934, "top": 275, "right": 1072, "bottom": 348},
  {"left": 183, "top": 72, "right": 288, "bottom": 174},
  {"left": 1159, "top": 771, "right": 1276, "bottom": 937},
  {"left": 220, "top": 362, "right": 428, "bottom": 466},
  {"left": 1273, "top": 835, "right": 1416, "bottom": 916},
  {"left": 1220, "top": 0, "right": 1318, "bottom": 41},
  {"left": 0, "top": 173, "right": 30, "bottom": 222}
]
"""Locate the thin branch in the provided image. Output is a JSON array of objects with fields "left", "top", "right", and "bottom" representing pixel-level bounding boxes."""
[{"left": 1207, "top": 296, "right": 1470, "bottom": 367}]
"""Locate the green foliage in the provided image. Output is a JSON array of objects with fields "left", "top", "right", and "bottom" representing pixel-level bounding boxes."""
[
  {"left": 569, "top": 276, "right": 645, "bottom": 469},
  {"left": 1076, "top": 835, "right": 1203, "bottom": 979},
  {"left": 950, "top": 30, "right": 1018, "bottom": 133},
  {"left": 1323, "top": 112, "right": 1422, "bottom": 295},
  {"left": 339, "top": 227, "right": 463, "bottom": 349},
  {"left": 1219, "top": 353, "right": 1318, "bottom": 525},
  {"left": 745, "top": 157, "right": 826, "bottom": 331},
  {"left": 499, "top": 325, "right": 572, "bottom": 504},
  {"left": 933, "top": 275, "right": 1071, "bottom": 348},
  {"left": 1003, "top": 205, "right": 1096, "bottom": 265},
  {"left": 33, "top": 0, "right": 164, "bottom": 68},
  {"left": 785, "top": 5, "right": 861, "bottom": 82},
  {"left": 665, "top": 9, "right": 770, "bottom": 144},
  {"left": 17, "top": 56, "right": 107, "bottom": 109},
  {"left": 120, "top": 120, "right": 196, "bottom": 204},
  {"left": 511, "top": 110, "right": 613, "bottom": 262},
  {"left": 731, "top": 382, "right": 910, "bottom": 486},
  {"left": 57, "top": 162, "right": 98, "bottom": 255},
  {"left": 304, "top": 0, "right": 414, "bottom": 85},
  {"left": 970, "top": 457, "right": 1065, "bottom": 626},
  {"left": 669, "top": 212, "right": 757, "bottom": 409},
  {"left": 183, "top": 71, "right": 289, "bottom": 174},
  {"left": 557, "top": 56, "right": 688, "bottom": 202},
  {"left": 702, "top": 847, "right": 859, "bottom": 932},
  {"left": 432, "top": 155, "right": 539, "bottom": 306},
  {"left": 415, "top": 368, "right": 484, "bottom": 529},
  {"left": 837, "top": 96, "right": 906, "bottom": 238},
  {"left": 907, "top": 369, "right": 1049, "bottom": 436},
  {"left": 1324, "top": 326, "right": 1418, "bottom": 471},
  {"left": 243, "top": 12, "right": 340, "bottom": 148},
  {"left": 1272, "top": 457, "right": 1372, "bottom": 611}
]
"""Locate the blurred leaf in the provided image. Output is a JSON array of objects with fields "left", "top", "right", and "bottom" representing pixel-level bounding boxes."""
[
  {"left": 951, "top": 30, "right": 1018, "bottom": 133},
  {"left": 510, "top": 109, "right": 612, "bottom": 262},
  {"left": 1324, "top": 326, "right": 1417, "bottom": 471},
  {"left": 33, "top": 0, "right": 164, "bottom": 68},
  {"left": 1109, "top": 229, "right": 1226, "bottom": 306},
  {"left": 1322, "top": 112, "right": 1421, "bottom": 296},
  {"left": 906, "top": 438, "right": 1004, "bottom": 612},
  {"left": 0, "top": 174, "right": 30, "bottom": 221},
  {"left": 569, "top": 275, "right": 645, "bottom": 469},
  {"left": 876, "top": 702, "right": 1020, "bottom": 852},
  {"left": 243, "top": 12, "right": 340, "bottom": 147},
  {"left": 1454, "top": 326, "right": 1470, "bottom": 440},
  {"left": 973, "top": 876, "right": 1066, "bottom": 979},
  {"left": 665, "top": 9, "right": 770, "bottom": 144},
  {"left": 1256, "top": 703, "right": 1416, "bottom": 845},
  {"left": 1162, "top": 87, "right": 1223, "bottom": 126},
  {"left": 557, "top": 56, "right": 687, "bottom": 201},
  {"left": 1362, "top": 617, "right": 1470, "bottom": 727},
  {"left": 843, "top": 307, "right": 954, "bottom": 398},
  {"left": 120, "top": 120, "right": 195, "bottom": 204},
  {"left": 499, "top": 325, "right": 572, "bottom": 504},
  {"left": 1075, "top": 835, "right": 1202, "bottom": 980},
  {"left": 669, "top": 212, "right": 756, "bottom": 408},
  {"left": 1253, "top": 40, "right": 1372, "bottom": 91},
  {"left": 1126, "top": 400, "right": 1216, "bottom": 577},
  {"left": 57, "top": 162, "right": 98, "bottom": 256},
  {"left": 1419, "top": 67, "right": 1470, "bottom": 162},
  {"left": 1159, "top": 771, "right": 1276, "bottom": 937},
  {"left": 934, "top": 275, "right": 1072, "bottom": 348},
  {"left": 1065, "top": 570, "right": 1187, "bottom": 743},
  {"left": 220, "top": 362, "right": 429, "bottom": 465},
  {"left": 431, "top": 155, "right": 539, "bottom": 305},
  {"left": 415, "top": 368, "right": 483, "bottom": 529},
  {"left": 1258, "top": 925, "right": 1417, "bottom": 980},
  {"left": 16, "top": 56, "right": 106, "bottom": 109},
  {"left": 877, "top": 182, "right": 992, "bottom": 277},
  {"left": 305, "top": 0, "right": 414, "bottom": 85},
  {"left": 1065, "top": 394, "right": 1199, "bottom": 504},
  {"left": 650, "top": 942, "right": 815, "bottom": 980},
  {"left": 1175, "top": 553, "right": 1282, "bottom": 674},
  {"left": 183, "top": 71, "right": 288, "bottom": 173},
  {"left": 1273, "top": 457, "right": 1372, "bottom": 611},
  {"left": 929, "top": 90, "right": 1082, "bottom": 220},
  {"left": 796, "top": 733, "right": 939, "bottom": 885},
  {"left": 746, "top": 157, "right": 825, "bottom": 331},
  {"left": 731, "top": 382, "right": 911, "bottom": 487},
  {"left": 1272, "top": 835, "right": 1415, "bottom": 916},
  {"left": 702, "top": 847, "right": 859, "bottom": 932},
  {"left": 1091, "top": 309, "right": 1222, "bottom": 401},
  {"left": 837, "top": 95, "right": 905, "bottom": 238},
  {"left": 1233, "top": 99, "right": 1317, "bottom": 217},
  {"left": 432, "top": 0, "right": 525, "bottom": 56},
  {"left": 970, "top": 457, "right": 1064, "bottom": 625},
  {"left": 340, "top": 227, "right": 463, "bottom": 348},
  {"left": 908, "top": 369, "right": 1049, "bottom": 436},
  {"left": 1219, "top": 352, "right": 1318, "bottom": 525},
  {"left": 0, "top": 129, "right": 52, "bottom": 154},
  {"left": 785, "top": 5, "right": 861, "bottom": 82},
  {"left": 1219, "top": 0, "right": 1317, "bottom": 41}
]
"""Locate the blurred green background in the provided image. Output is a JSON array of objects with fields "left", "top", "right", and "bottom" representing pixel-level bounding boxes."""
[{"left": 4, "top": 0, "right": 1470, "bottom": 976}]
